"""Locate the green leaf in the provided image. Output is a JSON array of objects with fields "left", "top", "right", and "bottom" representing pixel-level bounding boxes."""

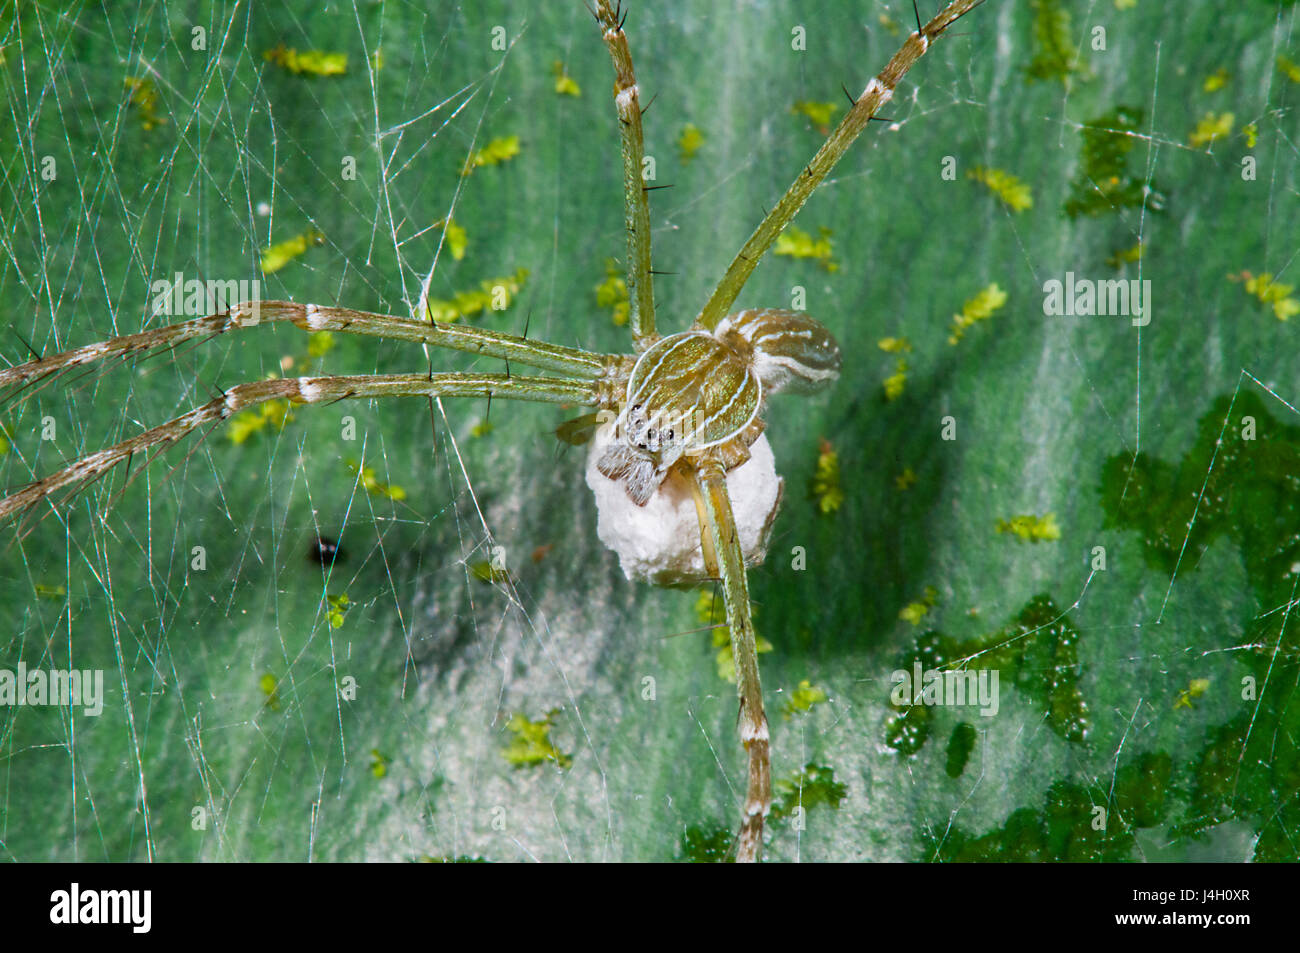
[{"left": 3, "top": 0, "right": 1297, "bottom": 864}]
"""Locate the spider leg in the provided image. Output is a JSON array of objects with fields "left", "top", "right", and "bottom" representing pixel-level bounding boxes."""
[
  {"left": 694, "top": 459, "right": 771, "bottom": 863},
  {"left": 0, "top": 302, "right": 609, "bottom": 408},
  {"left": 593, "top": 0, "right": 657, "bottom": 348},
  {"left": 0, "top": 372, "right": 601, "bottom": 524},
  {"left": 695, "top": 0, "right": 987, "bottom": 330}
]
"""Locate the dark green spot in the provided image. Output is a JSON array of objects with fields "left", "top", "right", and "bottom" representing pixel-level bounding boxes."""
[
  {"left": 1101, "top": 391, "right": 1300, "bottom": 858},
  {"left": 771, "top": 762, "right": 848, "bottom": 819},
  {"left": 884, "top": 598, "right": 1089, "bottom": 753},
  {"left": 679, "top": 823, "right": 733, "bottom": 863},
  {"left": 926, "top": 781, "right": 1136, "bottom": 862},
  {"left": 1063, "top": 107, "right": 1169, "bottom": 217},
  {"left": 1024, "top": 0, "right": 1088, "bottom": 85},
  {"left": 945, "top": 722, "right": 976, "bottom": 778}
]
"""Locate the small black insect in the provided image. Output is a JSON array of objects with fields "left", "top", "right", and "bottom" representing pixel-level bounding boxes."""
[{"left": 309, "top": 536, "right": 343, "bottom": 565}]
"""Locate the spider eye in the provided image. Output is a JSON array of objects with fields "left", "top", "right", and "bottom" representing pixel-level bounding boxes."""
[
  {"left": 666, "top": 429, "right": 674, "bottom": 440},
  {"left": 632, "top": 403, "right": 642, "bottom": 412},
  {"left": 647, "top": 428, "right": 656, "bottom": 440}
]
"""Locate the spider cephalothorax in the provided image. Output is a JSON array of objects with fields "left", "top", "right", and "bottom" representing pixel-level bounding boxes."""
[{"left": 596, "top": 308, "right": 842, "bottom": 506}]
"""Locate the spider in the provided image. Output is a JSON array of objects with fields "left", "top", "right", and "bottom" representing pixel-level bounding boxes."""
[{"left": 0, "top": 0, "right": 983, "bottom": 861}]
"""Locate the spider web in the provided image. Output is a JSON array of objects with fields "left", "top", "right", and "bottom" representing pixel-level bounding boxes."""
[{"left": 1, "top": 0, "right": 1298, "bottom": 863}]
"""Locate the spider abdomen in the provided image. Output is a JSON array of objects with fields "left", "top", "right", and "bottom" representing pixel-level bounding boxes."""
[{"left": 714, "top": 308, "right": 842, "bottom": 396}]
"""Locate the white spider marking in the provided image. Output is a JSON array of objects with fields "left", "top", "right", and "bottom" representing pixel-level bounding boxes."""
[
  {"left": 615, "top": 84, "right": 639, "bottom": 113},
  {"left": 298, "top": 378, "right": 324, "bottom": 403},
  {"left": 303, "top": 303, "right": 326, "bottom": 330},
  {"left": 758, "top": 353, "right": 839, "bottom": 384},
  {"left": 753, "top": 327, "right": 813, "bottom": 344},
  {"left": 862, "top": 76, "right": 894, "bottom": 105}
]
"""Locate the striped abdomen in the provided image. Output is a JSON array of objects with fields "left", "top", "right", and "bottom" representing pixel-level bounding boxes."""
[{"left": 714, "top": 309, "right": 841, "bottom": 396}]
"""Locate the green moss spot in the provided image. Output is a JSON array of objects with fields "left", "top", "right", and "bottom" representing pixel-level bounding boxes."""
[
  {"left": 460, "top": 135, "right": 520, "bottom": 176},
  {"left": 502, "top": 710, "right": 572, "bottom": 769},
  {"left": 1106, "top": 242, "right": 1144, "bottom": 269},
  {"left": 263, "top": 45, "right": 347, "bottom": 76},
  {"left": 552, "top": 61, "right": 581, "bottom": 97},
  {"left": 809, "top": 438, "right": 844, "bottom": 514},
  {"left": 326, "top": 593, "right": 350, "bottom": 629},
  {"left": 227, "top": 397, "right": 294, "bottom": 445},
  {"left": 771, "top": 763, "right": 847, "bottom": 819},
  {"left": 1003, "top": 596, "right": 1090, "bottom": 742},
  {"left": 436, "top": 218, "right": 468, "bottom": 261},
  {"left": 1064, "top": 107, "right": 1168, "bottom": 217},
  {"left": 424, "top": 267, "right": 529, "bottom": 324},
  {"left": 1099, "top": 391, "right": 1300, "bottom": 589},
  {"left": 1202, "top": 68, "right": 1230, "bottom": 92},
  {"left": 949, "top": 282, "right": 1008, "bottom": 344},
  {"left": 899, "top": 585, "right": 938, "bottom": 626},
  {"left": 1173, "top": 677, "right": 1210, "bottom": 709},
  {"left": 782, "top": 679, "right": 828, "bottom": 718},
  {"left": 995, "top": 512, "right": 1061, "bottom": 542},
  {"left": 966, "top": 168, "right": 1032, "bottom": 213},
  {"left": 678, "top": 124, "right": 705, "bottom": 163},
  {"left": 123, "top": 76, "right": 167, "bottom": 130},
  {"left": 259, "top": 228, "right": 325, "bottom": 274},
  {"left": 1231, "top": 270, "right": 1300, "bottom": 322},
  {"left": 594, "top": 258, "right": 629, "bottom": 327},
  {"left": 790, "top": 100, "right": 839, "bottom": 133},
  {"left": 1024, "top": 0, "right": 1089, "bottom": 85},
  {"left": 1189, "top": 111, "right": 1234, "bottom": 148},
  {"left": 260, "top": 673, "right": 281, "bottom": 711},
  {"left": 346, "top": 459, "right": 407, "bottom": 501},
  {"left": 774, "top": 225, "right": 837, "bottom": 272}
]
